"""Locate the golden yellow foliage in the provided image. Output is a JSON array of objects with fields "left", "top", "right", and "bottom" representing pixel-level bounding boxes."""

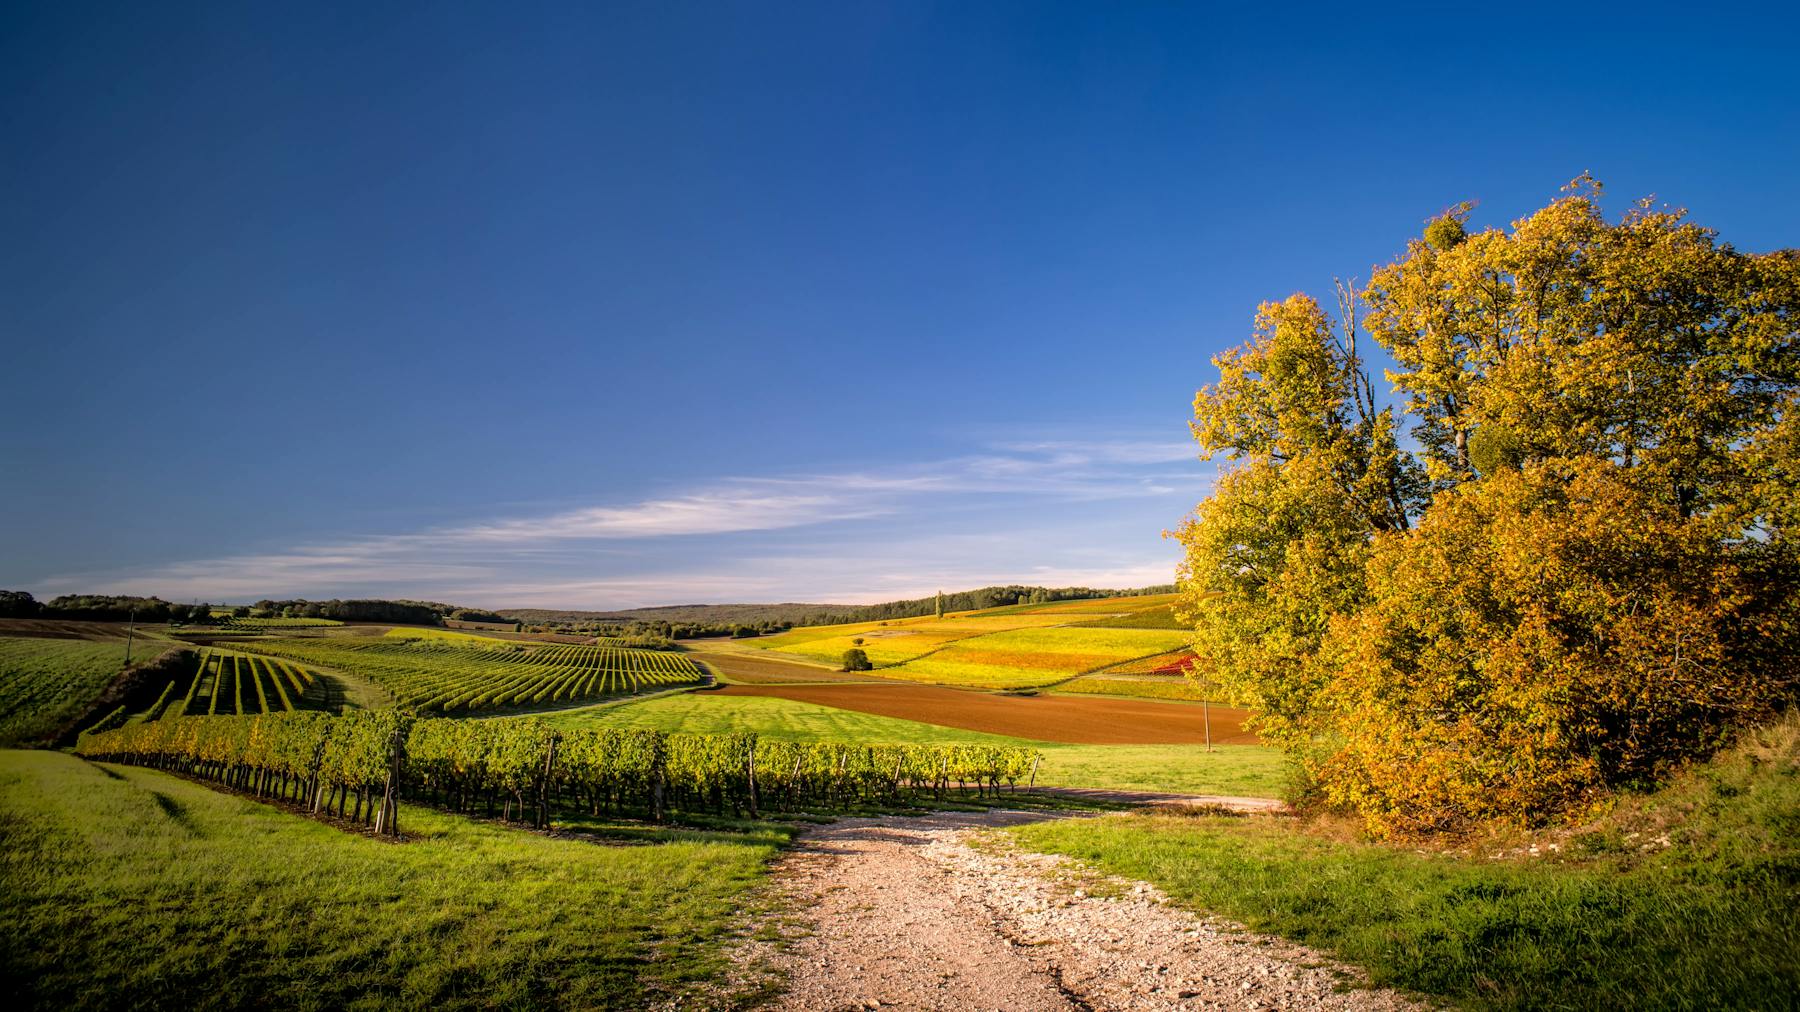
[{"left": 1176, "top": 180, "right": 1800, "bottom": 834}]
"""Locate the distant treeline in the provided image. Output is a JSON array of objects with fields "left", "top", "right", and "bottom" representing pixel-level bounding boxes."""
[
  {"left": 1, "top": 593, "right": 216, "bottom": 623},
  {"left": 503, "top": 584, "right": 1175, "bottom": 639},
  {"left": 0, "top": 591, "right": 512, "bottom": 628},
  {"left": 2, "top": 584, "right": 1172, "bottom": 636}
]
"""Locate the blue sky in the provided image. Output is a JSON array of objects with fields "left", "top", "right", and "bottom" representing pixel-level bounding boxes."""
[{"left": 4, "top": 2, "right": 1797, "bottom": 608}]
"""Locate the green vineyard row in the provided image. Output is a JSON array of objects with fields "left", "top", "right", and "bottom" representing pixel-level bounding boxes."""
[
  {"left": 178, "top": 649, "right": 324, "bottom": 717},
  {"left": 236, "top": 638, "right": 705, "bottom": 712},
  {"left": 77, "top": 712, "right": 1045, "bottom": 832}
]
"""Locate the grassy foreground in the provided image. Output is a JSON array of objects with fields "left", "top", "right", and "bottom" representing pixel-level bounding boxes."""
[
  {"left": 1009, "top": 716, "right": 1800, "bottom": 1011},
  {"left": 0, "top": 750, "right": 787, "bottom": 1010},
  {"left": 546, "top": 692, "right": 1288, "bottom": 797}
]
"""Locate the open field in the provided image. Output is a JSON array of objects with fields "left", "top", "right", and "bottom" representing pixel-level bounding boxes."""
[
  {"left": 1065, "top": 602, "right": 1187, "bottom": 629},
  {"left": 750, "top": 593, "right": 1192, "bottom": 688},
  {"left": 686, "top": 646, "right": 893, "bottom": 684},
  {"left": 711, "top": 682, "right": 1253, "bottom": 744},
  {"left": 880, "top": 626, "right": 1190, "bottom": 687},
  {"left": 545, "top": 690, "right": 1286, "bottom": 796},
  {"left": 0, "top": 618, "right": 180, "bottom": 643},
  {"left": 1054, "top": 674, "right": 1209, "bottom": 701},
  {"left": 1009, "top": 714, "right": 1800, "bottom": 1011},
  {"left": 0, "top": 637, "right": 131, "bottom": 745},
  {"left": 543, "top": 690, "right": 1035, "bottom": 744},
  {"left": 0, "top": 749, "right": 788, "bottom": 1009},
  {"left": 221, "top": 616, "right": 344, "bottom": 630}
]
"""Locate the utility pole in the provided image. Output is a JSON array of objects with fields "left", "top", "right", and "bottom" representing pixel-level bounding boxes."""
[
  {"left": 1202, "top": 696, "right": 1212, "bottom": 753},
  {"left": 122, "top": 608, "right": 136, "bottom": 669}
]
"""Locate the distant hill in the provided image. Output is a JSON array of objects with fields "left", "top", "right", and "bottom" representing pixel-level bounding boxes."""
[
  {"left": 496, "top": 584, "right": 1175, "bottom": 629},
  {"left": 496, "top": 603, "right": 861, "bottom": 625}
]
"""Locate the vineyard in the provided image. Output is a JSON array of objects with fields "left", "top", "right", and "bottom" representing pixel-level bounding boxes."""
[
  {"left": 176, "top": 649, "right": 330, "bottom": 717},
  {"left": 238, "top": 637, "right": 705, "bottom": 712},
  {"left": 219, "top": 616, "right": 345, "bottom": 630},
  {"left": 77, "top": 711, "right": 1044, "bottom": 831},
  {"left": 77, "top": 648, "right": 337, "bottom": 739}
]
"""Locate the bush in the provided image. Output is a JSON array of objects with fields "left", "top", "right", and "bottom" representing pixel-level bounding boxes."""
[
  {"left": 840, "top": 648, "right": 871, "bottom": 672},
  {"left": 1310, "top": 463, "right": 1794, "bottom": 833}
]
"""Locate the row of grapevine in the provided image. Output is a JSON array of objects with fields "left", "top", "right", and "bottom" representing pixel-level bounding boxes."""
[
  {"left": 174, "top": 650, "right": 323, "bottom": 718},
  {"left": 76, "top": 712, "right": 1044, "bottom": 832},
  {"left": 235, "top": 638, "right": 705, "bottom": 713}
]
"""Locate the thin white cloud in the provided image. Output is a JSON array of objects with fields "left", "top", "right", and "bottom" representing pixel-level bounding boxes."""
[
  {"left": 34, "top": 437, "right": 1205, "bottom": 606},
  {"left": 444, "top": 492, "right": 885, "bottom": 542}
]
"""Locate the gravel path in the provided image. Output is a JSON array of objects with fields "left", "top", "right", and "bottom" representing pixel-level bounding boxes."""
[{"left": 737, "top": 810, "right": 1423, "bottom": 1011}]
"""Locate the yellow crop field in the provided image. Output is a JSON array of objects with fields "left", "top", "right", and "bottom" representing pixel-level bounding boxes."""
[
  {"left": 771, "top": 629, "right": 973, "bottom": 666},
  {"left": 752, "top": 595, "right": 1189, "bottom": 685},
  {"left": 1056, "top": 674, "right": 1209, "bottom": 702},
  {"left": 880, "top": 627, "right": 1191, "bottom": 688},
  {"left": 1096, "top": 648, "right": 1196, "bottom": 675},
  {"left": 1006, "top": 593, "right": 1179, "bottom": 616},
  {"left": 754, "top": 609, "right": 1076, "bottom": 663},
  {"left": 381, "top": 627, "right": 515, "bottom": 647}
]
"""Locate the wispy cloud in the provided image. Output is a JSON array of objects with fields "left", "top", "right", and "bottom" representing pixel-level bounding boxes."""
[
  {"left": 35, "top": 437, "right": 1208, "bottom": 606},
  {"left": 443, "top": 491, "right": 885, "bottom": 542}
]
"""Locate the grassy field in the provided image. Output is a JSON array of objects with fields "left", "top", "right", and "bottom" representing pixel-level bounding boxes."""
[
  {"left": 750, "top": 594, "right": 1192, "bottom": 689},
  {"left": 0, "top": 749, "right": 789, "bottom": 1009},
  {"left": 0, "top": 637, "right": 128, "bottom": 745},
  {"left": 1009, "top": 715, "right": 1800, "bottom": 1011},
  {"left": 545, "top": 692, "right": 1287, "bottom": 796}
]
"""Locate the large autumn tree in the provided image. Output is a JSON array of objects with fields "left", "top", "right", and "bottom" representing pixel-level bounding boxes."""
[{"left": 1177, "top": 179, "right": 1800, "bottom": 834}]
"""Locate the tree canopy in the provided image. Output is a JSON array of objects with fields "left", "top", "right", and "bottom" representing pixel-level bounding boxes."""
[{"left": 1176, "top": 178, "right": 1800, "bottom": 834}]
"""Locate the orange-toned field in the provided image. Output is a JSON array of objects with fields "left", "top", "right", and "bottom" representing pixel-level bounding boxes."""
[{"left": 712, "top": 682, "right": 1256, "bottom": 745}]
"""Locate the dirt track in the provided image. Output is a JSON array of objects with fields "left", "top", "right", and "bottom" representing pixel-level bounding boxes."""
[
  {"left": 713, "top": 683, "right": 1256, "bottom": 745},
  {"left": 735, "top": 810, "right": 1420, "bottom": 1011}
]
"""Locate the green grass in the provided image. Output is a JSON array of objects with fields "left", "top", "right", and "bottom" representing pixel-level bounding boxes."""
[
  {"left": 0, "top": 637, "right": 128, "bottom": 745},
  {"left": 543, "top": 691, "right": 1022, "bottom": 744},
  {"left": 1008, "top": 716, "right": 1800, "bottom": 1011},
  {"left": 549, "top": 693, "right": 1287, "bottom": 796},
  {"left": 0, "top": 749, "right": 789, "bottom": 1009},
  {"left": 1032, "top": 743, "right": 1287, "bottom": 796}
]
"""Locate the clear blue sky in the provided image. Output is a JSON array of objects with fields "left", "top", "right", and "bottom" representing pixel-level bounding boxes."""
[{"left": 4, "top": 2, "right": 1797, "bottom": 608}]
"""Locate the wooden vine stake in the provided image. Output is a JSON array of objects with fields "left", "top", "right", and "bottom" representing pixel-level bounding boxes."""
[{"left": 374, "top": 726, "right": 404, "bottom": 837}]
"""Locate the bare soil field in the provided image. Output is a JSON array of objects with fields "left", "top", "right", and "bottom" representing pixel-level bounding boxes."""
[{"left": 712, "top": 683, "right": 1257, "bottom": 745}]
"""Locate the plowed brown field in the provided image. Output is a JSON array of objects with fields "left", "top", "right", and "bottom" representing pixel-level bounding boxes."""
[{"left": 712, "top": 683, "right": 1257, "bottom": 745}]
